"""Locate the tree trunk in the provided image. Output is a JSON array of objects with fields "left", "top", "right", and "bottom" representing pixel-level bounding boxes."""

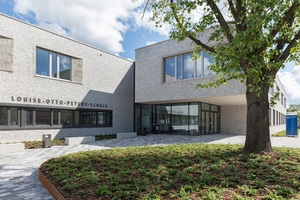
[{"left": 243, "top": 79, "right": 272, "bottom": 153}]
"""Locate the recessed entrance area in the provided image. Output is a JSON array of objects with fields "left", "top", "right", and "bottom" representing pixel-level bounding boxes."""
[{"left": 135, "top": 102, "right": 220, "bottom": 135}]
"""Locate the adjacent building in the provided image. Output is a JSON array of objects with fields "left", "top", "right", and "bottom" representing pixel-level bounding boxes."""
[
  {"left": 0, "top": 14, "right": 134, "bottom": 143},
  {"left": 0, "top": 14, "right": 287, "bottom": 143},
  {"left": 134, "top": 33, "right": 287, "bottom": 135}
]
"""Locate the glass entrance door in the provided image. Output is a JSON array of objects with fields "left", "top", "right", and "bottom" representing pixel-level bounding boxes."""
[
  {"left": 201, "top": 111, "right": 210, "bottom": 134},
  {"left": 156, "top": 105, "right": 171, "bottom": 133},
  {"left": 201, "top": 111, "right": 220, "bottom": 134}
]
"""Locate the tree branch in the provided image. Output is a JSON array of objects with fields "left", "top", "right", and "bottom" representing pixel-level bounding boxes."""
[
  {"left": 227, "top": 0, "right": 237, "bottom": 20},
  {"left": 279, "top": 30, "right": 300, "bottom": 62},
  {"left": 254, "top": 2, "right": 300, "bottom": 56},
  {"left": 140, "top": 0, "right": 150, "bottom": 20},
  {"left": 236, "top": 0, "right": 247, "bottom": 31},
  {"left": 169, "top": 0, "right": 215, "bottom": 53},
  {"left": 206, "top": 0, "right": 233, "bottom": 43}
]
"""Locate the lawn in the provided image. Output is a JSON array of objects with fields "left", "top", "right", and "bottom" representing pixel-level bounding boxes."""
[{"left": 40, "top": 144, "right": 300, "bottom": 200}]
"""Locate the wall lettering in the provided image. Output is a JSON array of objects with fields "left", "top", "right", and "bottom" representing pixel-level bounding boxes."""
[{"left": 11, "top": 96, "right": 108, "bottom": 108}]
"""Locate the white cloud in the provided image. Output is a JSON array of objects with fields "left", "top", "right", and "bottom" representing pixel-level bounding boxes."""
[
  {"left": 13, "top": 0, "right": 145, "bottom": 54},
  {"left": 146, "top": 41, "right": 157, "bottom": 46},
  {"left": 278, "top": 65, "right": 300, "bottom": 104},
  {"left": 131, "top": 8, "right": 171, "bottom": 36}
]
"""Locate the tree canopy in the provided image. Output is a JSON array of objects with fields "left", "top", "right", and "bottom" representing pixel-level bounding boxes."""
[{"left": 145, "top": 0, "right": 300, "bottom": 153}]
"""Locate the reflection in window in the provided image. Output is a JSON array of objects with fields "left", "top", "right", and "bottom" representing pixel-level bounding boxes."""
[
  {"left": 51, "top": 52, "right": 58, "bottom": 78},
  {"left": 0, "top": 107, "right": 7, "bottom": 125},
  {"left": 36, "top": 47, "right": 71, "bottom": 81},
  {"left": 189, "top": 103, "right": 199, "bottom": 135},
  {"left": 172, "top": 104, "right": 189, "bottom": 134},
  {"left": 36, "top": 48, "right": 49, "bottom": 76},
  {"left": 59, "top": 55, "right": 71, "bottom": 80},
  {"left": 183, "top": 54, "right": 195, "bottom": 79},
  {"left": 177, "top": 56, "right": 182, "bottom": 79},
  {"left": 196, "top": 52, "right": 202, "bottom": 77},
  {"left": 164, "top": 51, "right": 216, "bottom": 82},
  {"left": 165, "top": 57, "right": 176, "bottom": 82},
  {"left": 203, "top": 52, "right": 216, "bottom": 76},
  {"left": 156, "top": 104, "right": 171, "bottom": 133}
]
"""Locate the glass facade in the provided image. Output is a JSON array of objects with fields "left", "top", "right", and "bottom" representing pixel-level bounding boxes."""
[
  {"left": 135, "top": 102, "right": 221, "bottom": 135},
  {"left": 0, "top": 106, "right": 112, "bottom": 129}
]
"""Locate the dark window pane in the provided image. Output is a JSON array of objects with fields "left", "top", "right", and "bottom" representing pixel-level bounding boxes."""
[
  {"left": 26, "top": 109, "right": 33, "bottom": 125},
  {"left": 36, "top": 109, "right": 50, "bottom": 125},
  {"left": 53, "top": 110, "right": 59, "bottom": 125},
  {"left": 211, "top": 105, "right": 218, "bottom": 112},
  {"left": 202, "top": 103, "right": 210, "bottom": 110},
  {"left": 10, "top": 107, "right": 18, "bottom": 126},
  {"left": 183, "top": 54, "right": 194, "bottom": 79},
  {"left": 106, "top": 112, "right": 112, "bottom": 126},
  {"left": 61, "top": 110, "right": 73, "bottom": 125},
  {"left": 74, "top": 111, "right": 80, "bottom": 126},
  {"left": 165, "top": 57, "right": 175, "bottom": 82},
  {"left": 0, "top": 107, "right": 8, "bottom": 125},
  {"left": 36, "top": 48, "right": 49, "bottom": 76},
  {"left": 83, "top": 111, "right": 97, "bottom": 125},
  {"left": 59, "top": 54, "right": 71, "bottom": 80}
]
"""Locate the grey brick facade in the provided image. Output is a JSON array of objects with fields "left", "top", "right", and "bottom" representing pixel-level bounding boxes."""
[{"left": 0, "top": 14, "right": 134, "bottom": 143}]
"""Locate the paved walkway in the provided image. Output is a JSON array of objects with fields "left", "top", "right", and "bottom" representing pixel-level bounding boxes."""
[{"left": 0, "top": 133, "right": 300, "bottom": 199}]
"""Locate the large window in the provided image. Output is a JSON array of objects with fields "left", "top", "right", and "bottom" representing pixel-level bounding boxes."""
[
  {"left": 36, "top": 109, "right": 51, "bottom": 125},
  {"left": 0, "top": 107, "right": 8, "bottom": 125},
  {"left": 36, "top": 48, "right": 71, "bottom": 81},
  {"left": 0, "top": 106, "right": 112, "bottom": 129},
  {"left": 164, "top": 51, "right": 215, "bottom": 82},
  {"left": 135, "top": 102, "right": 220, "bottom": 135}
]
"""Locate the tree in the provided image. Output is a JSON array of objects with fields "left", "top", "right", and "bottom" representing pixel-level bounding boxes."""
[
  {"left": 288, "top": 104, "right": 300, "bottom": 112},
  {"left": 146, "top": 0, "right": 300, "bottom": 153},
  {"left": 288, "top": 104, "right": 300, "bottom": 119}
]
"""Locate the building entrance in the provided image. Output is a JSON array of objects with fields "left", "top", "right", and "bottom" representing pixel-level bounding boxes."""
[{"left": 135, "top": 102, "right": 220, "bottom": 135}]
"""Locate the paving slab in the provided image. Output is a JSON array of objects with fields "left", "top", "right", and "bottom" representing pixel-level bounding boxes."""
[{"left": 0, "top": 133, "right": 299, "bottom": 199}]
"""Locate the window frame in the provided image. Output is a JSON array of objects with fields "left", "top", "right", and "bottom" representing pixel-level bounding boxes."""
[
  {"left": 163, "top": 50, "right": 216, "bottom": 83},
  {"left": 36, "top": 47, "right": 72, "bottom": 81}
]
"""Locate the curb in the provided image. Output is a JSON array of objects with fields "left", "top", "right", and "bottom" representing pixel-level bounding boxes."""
[{"left": 39, "top": 170, "right": 66, "bottom": 200}]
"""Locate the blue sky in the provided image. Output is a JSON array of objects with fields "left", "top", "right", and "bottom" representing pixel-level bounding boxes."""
[{"left": 0, "top": 0, "right": 299, "bottom": 105}]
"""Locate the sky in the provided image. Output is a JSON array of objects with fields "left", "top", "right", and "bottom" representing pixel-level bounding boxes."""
[{"left": 0, "top": 0, "right": 299, "bottom": 105}]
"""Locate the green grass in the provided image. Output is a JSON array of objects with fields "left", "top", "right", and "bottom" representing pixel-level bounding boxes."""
[
  {"left": 40, "top": 144, "right": 300, "bottom": 199},
  {"left": 272, "top": 130, "right": 287, "bottom": 137},
  {"left": 272, "top": 130, "right": 299, "bottom": 137}
]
